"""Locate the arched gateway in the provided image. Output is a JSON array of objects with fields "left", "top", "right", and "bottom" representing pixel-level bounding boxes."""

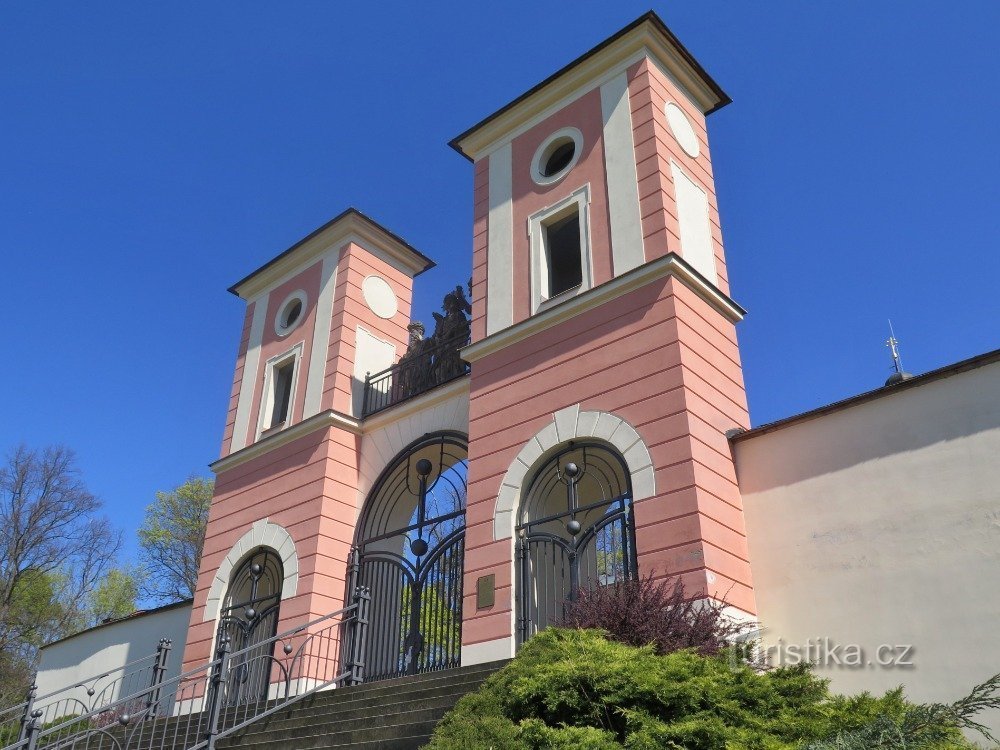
[
  {"left": 349, "top": 432, "right": 468, "bottom": 681},
  {"left": 516, "top": 441, "right": 638, "bottom": 644}
]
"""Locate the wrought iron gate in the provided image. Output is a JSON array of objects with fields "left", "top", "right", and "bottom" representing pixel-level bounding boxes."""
[
  {"left": 348, "top": 433, "right": 468, "bottom": 681},
  {"left": 516, "top": 441, "right": 638, "bottom": 644},
  {"left": 215, "top": 548, "right": 283, "bottom": 704}
]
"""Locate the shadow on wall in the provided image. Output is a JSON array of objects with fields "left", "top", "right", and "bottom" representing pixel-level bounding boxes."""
[
  {"left": 37, "top": 602, "right": 193, "bottom": 702},
  {"left": 733, "top": 360, "right": 1000, "bottom": 493}
]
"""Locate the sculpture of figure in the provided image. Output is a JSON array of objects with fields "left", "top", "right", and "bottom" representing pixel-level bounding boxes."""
[
  {"left": 431, "top": 286, "right": 472, "bottom": 382},
  {"left": 397, "top": 321, "right": 430, "bottom": 398}
]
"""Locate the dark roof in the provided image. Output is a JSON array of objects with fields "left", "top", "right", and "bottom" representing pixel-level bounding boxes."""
[
  {"left": 449, "top": 10, "right": 732, "bottom": 160},
  {"left": 228, "top": 207, "right": 436, "bottom": 297},
  {"left": 40, "top": 599, "right": 194, "bottom": 650},
  {"left": 731, "top": 347, "right": 1000, "bottom": 442}
]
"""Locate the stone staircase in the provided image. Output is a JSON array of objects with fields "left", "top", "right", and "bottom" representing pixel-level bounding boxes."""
[{"left": 213, "top": 660, "right": 506, "bottom": 750}]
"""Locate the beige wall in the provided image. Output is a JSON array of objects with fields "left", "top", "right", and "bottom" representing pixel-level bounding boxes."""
[{"left": 735, "top": 357, "right": 1000, "bottom": 737}]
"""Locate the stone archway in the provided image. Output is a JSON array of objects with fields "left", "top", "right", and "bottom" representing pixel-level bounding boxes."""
[{"left": 493, "top": 404, "right": 656, "bottom": 542}]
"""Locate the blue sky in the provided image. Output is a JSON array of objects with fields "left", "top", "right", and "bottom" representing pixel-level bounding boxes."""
[{"left": 2, "top": 2, "right": 998, "bottom": 565}]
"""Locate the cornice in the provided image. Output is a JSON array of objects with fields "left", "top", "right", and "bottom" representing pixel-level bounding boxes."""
[
  {"left": 211, "top": 377, "right": 472, "bottom": 473},
  {"left": 230, "top": 209, "right": 434, "bottom": 301},
  {"left": 362, "top": 376, "right": 470, "bottom": 432},
  {"left": 461, "top": 253, "right": 745, "bottom": 364},
  {"left": 211, "top": 409, "right": 361, "bottom": 474},
  {"left": 450, "top": 13, "right": 729, "bottom": 162}
]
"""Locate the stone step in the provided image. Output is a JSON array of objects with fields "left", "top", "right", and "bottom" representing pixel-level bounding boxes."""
[
  {"left": 225, "top": 718, "right": 442, "bottom": 750},
  {"left": 234, "top": 684, "right": 476, "bottom": 732},
  {"left": 90, "top": 661, "right": 507, "bottom": 750},
  {"left": 229, "top": 702, "right": 455, "bottom": 745}
]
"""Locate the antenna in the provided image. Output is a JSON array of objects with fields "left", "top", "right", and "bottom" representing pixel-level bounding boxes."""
[
  {"left": 886, "top": 319, "right": 904, "bottom": 375},
  {"left": 884, "top": 320, "right": 913, "bottom": 386}
]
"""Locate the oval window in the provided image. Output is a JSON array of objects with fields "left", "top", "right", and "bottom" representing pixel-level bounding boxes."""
[
  {"left": 531, "top": 128, "right": 583, "bottom": 186},
  {"left": 275, "top": 291, "right": 307, "bottom": 337}
]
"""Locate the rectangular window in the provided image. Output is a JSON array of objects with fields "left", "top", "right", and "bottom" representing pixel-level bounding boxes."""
[
  {"left": 257, "top": 343, "right": 303, "bottom": 439},
  {"left": 269, "top": 360, "right": 295, "bottom": 428},
  {"left": 543, "top": 210, "right": 582, "bottom": 297},
  {"left": 528, "top": 184, "right": 592, "bottom": 314}
]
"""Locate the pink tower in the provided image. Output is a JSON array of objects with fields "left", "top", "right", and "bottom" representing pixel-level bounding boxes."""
[
  {"left": 180, "top": 11, "right": 754, "bottom": 689},
  {"left": 180, "top": 209, "right": 433, "bottom": 675},
  {"left": 453, "top": 12, "right": 755, "bottom": 665}
]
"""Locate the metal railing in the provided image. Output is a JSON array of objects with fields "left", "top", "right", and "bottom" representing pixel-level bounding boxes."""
[
  {"left": 0, "top": 642, "right": 171, "bottom": 747},
  {"left": 361, "top": 337, "right": 470, "bottom": 418},
  {"left": 6, "top": 587, "right": 371, "bottom": 750}
]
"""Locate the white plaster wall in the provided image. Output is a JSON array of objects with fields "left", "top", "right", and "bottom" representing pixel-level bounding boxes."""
[
  {"left": 736, "top": 360, "right": 1000, "bottom": 737},
  {"left": 357, "top": 379, "right": 470, "bottom": 506},
  {"left": 35, "top": 602, "right": 192, "bottom": 710}
]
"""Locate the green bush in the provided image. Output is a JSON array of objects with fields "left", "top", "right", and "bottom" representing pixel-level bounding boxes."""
[{"left": 425, "top": 628, "right": 977, "bottom": 750}]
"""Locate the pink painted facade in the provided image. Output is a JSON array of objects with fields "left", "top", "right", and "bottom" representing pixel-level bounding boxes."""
[
  {"left": 180, "top": 211, "right": 430, "bottom": 674},
  {"left": 184, "top": 12, "right": 755, "bottom": 680}
]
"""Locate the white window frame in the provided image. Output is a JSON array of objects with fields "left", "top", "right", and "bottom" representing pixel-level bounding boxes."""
[
  {"left": 530, "top": 127, "right": 584, "bottom": 186},
  {"left": 256, "top": 342, "right": 304, "bottom": 440},
  {"left": 274, "top": 289, "right": 308, "bottom": 337},
  {"left": 528, "top": 183, "right": 593, "bottom": 315}
]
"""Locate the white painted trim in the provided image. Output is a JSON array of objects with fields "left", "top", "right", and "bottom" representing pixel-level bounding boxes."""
[
  {"left": 493, "top": 405, "right": 656, "bottom": 542},
  {"left": 461, "top": 636, "right": 514, "bottom": 666},
  {"left": 529, "top": 127, "right": 584, "bottom": 186},
  {"left": 231, "top": 215, "right": 428, "bottom": 300},
  {"left": 528, "top": 184, "right": 593, "bottom": 315},
  {"left": 462, "top": 252, "right": 744, "bottom": 364},
  {"left": 213, "top": 379, "right": 471, "bottom": 475},
  {"left": 231, "top": 292, "right": 270, "bottom": 453},
  {"left": 600, "top": 73, "right": 645, "bottom": 275},
  {"left": 302, "top": 253, "right": 339, "bottom": 418},
  {"left": 486, "top": 143, "right": 514, "bottom": 336},
  {"left": 456, "top": 24, "right": 716, "bottom": 162},
  {"left": 352, "top": 326, "right": 397, "bottom": 418},
  {"left": 203, "top": 519, "right": 299, "bottom": 623},
  {"left": 360, "top": 275, "right": 398, "bottom": 319},
  {"left": 255, "top": 342, "right": 304, "bottom": 441},
  {"left": 274, "top": 289, "right": 308, "bottom": 338},
  {"left": 664, "top": 101, "right": 700, "bottom": 158},
  {"left": 211, "top": 409, "right": 362, "bottom": 474},
  {"left": 361, "top": 375, "right": 470, "bottom": 432},
  {"left": 669, "top": 160, "right": 717, "bottom": 286}
]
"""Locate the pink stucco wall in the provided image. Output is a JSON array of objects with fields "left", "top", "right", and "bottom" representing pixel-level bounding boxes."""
[
  {"left": 463, "top": 274, "right": 754, "bottom": 649},
  {"left": 244, "top": 261, "right": 325, "bottom": 440},
  {"left": 470, "top": 158, "right": 489, "bottom": 344},
  {"left": 628, "top": 58, "right": 731, "bottom": 296},
  {"left": 182, "top": 424, "right": 361, "bottom": 674},
  {"left": 321, "top": 242, "right": 412, "bottom": 416},
  {"left": 509, "top": 87, "right": 613, "bottom": 325}
]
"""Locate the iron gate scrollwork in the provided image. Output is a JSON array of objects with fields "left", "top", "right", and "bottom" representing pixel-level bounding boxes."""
[
  {"left": 348, "top": 432, "right": 468, "bottom": 681},
  {"left": 516, "top": 441, "right": 638, "bottom": 644},
  {"left": 215, "top": 548, "right": 283, "bottom": 705}
]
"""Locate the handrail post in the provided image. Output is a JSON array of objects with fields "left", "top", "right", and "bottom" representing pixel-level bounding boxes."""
[
  {"left": 17, "top": 684, "right": 36, "bottom": 742},
  {"left": 24, "top": 709, "right": 42, "bottom": 750},
  {"left": 347, "top": 586, "right": 371, "bottom": 686},
  {"left": 205, "top": 638, "right": 231, "bottom": 750},
  {"left": 361, "top": 371, "right": 371, "bottom": 417},
  {"left": 145, "top": 638, "right": 172, "bottom": 718}
]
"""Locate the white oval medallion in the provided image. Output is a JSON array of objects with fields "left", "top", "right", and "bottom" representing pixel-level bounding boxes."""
[
  {"left": 362, "top": 275, "right": 398, "bottom": 319},
  {"left": 664, "top": 102, "right": 700, "bottom": 158}
]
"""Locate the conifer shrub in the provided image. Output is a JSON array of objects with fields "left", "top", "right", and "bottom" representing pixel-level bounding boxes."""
[{"left": 425, "top": 628, "right": 983, "bottom": 750}]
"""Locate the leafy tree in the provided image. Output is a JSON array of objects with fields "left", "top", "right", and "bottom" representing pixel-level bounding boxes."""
[
  {"left": 0, "top": 446, "right": 121, "bottom": 698},
  {"left": 427, "top": 628, "right": 985, "bottom": 749},
  {"left": 89, "top": 567, "right": 138, "bottom": 625},
  {"left": 137, "top": 476, "right": 212, "bottom": 602}
]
